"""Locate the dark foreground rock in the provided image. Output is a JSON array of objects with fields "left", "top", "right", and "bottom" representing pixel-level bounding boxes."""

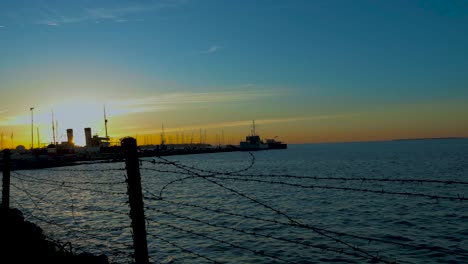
[{"left": 0, "top": 208, "right": 109, "bottom": 264}]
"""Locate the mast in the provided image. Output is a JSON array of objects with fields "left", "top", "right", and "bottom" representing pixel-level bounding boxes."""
[
  {"left": 30, "top": 107, "right": 34, "bottom": 149},
  {"left": 222, "top": 129, "right": 225, "bottom": 146},
  {"left": 161, "top": 123, "right": 166, "bottom": 145},
  {"left": 252, "top": 120, "right": 256, "bottom": 136},
  {"left": 104, "top": 105, "right": 109, "bottom": 139},
  {"left": 37, "top": 127, "right": 40, "bottom": 148},
  {"left": 52, "top": 110, "right": 56, "bottom": 145},
  {"left": 56, "top": 121, "right": 59, "bottom": 142}
]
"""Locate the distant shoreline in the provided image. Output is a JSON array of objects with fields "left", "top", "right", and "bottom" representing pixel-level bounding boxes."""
[
  {"left": 291, "top": 137, "right": 468, "bottom": 145},
  {"left": 392, "top": 137, "right": 467, "bottom": 141}
]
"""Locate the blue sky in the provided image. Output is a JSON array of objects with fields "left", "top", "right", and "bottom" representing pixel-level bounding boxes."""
[{"left": 1, "top": 0, "right": 468, "bottom": 144}]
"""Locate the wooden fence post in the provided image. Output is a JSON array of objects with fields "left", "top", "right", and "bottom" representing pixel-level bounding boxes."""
[
  {"left": 122, "top": 137, "right": 149, "bottom": 264},
  {"left": 2, "top": 149, "right": 11, "bottom": 210}
]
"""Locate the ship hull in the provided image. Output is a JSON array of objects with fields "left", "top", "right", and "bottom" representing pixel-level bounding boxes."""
[{"left": 268, "top": 143, "right": 287, "bottom": 149}]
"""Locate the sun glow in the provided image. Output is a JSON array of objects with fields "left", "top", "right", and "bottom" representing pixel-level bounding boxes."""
[{"left": 1, "top": 101, "right": 126, "bottom": 147}]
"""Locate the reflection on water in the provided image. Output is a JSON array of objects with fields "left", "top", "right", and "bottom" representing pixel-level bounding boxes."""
[{"left": 6, "top": 140, "right": 468, "bottom": 263}]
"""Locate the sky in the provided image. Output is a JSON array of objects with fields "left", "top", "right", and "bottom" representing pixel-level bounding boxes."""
[{"left": 1, "top": 0, "right": 468, "bottom": 147}]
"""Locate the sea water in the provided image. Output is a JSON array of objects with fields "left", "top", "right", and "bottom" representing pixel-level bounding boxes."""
[{"left": 5, "top": 139, "right": 468, "bottom": 263}]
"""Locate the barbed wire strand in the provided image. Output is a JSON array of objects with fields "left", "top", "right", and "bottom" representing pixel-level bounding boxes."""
[
  {"left": 12, "top": 172, "right": 127, "bottom": 196},
  {"left": 9, "top": 198, "right": 75, "bottom": 254},
  {"left": 151, "top": 220, "right": 298, "bottom": 264},
  {"left": 144, "top": 188, "right": 392, "bottom": 264},
  {"left": 39, "top": 167, "right": 126, "bottom": 173},
  {"left": 223, "top": 173, "right": 468, "bottom": 185},
  {"left": 144, "top": 151, "right": 255, "bottom": 176},
  {"left": 147, "top": 206, "right": 382, "bottom": 262},
  {"left": 143, "top": 156, "right": 468, "bottom": 186},
  {"left": 11, "top": 197, "right": 132, "bottom": 261},
  {"left": 12, "top": 170, "right": 126, "bottom": 185},
  {"left": 147, "top": 195, "right": 468, "bottom": 258},
  {"left": 10, "top": 182, "right": 130, "bottom": 235},
  {"left": 11, "top": 176, "right": 129, "bottom": 219},
  {"left": 146, "top": 165, "right": 392, "bottom": 264},
  {"left": 211, "top": 176, "right": 467, "bottom": 201},
  {"left": 148, "top": 233, "right": 222, "bottom": 264}
]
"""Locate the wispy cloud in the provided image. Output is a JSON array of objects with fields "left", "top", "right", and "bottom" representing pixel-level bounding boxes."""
[
  {"left": 127, "top": 114, "right": 357, "bottom": 135},
  {"left": 0, "top": 25, "right": 4, "bottom": 28},
  {"left": 114, "top": 18, "right": 144, "bottom": 23},
  {"left": 114, "top": 89, "right": 283, "bottom": 113},
  {"left": 34, "top": 1, "right": 184, "bottom": 26},
  {"left": 204, "top": 115, "right": 357, "bottom": 129},
  {"left": 201, "top": 45, "right": 222, "bottom": 54}
]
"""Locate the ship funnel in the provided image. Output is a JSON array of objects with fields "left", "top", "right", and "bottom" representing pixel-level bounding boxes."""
[
  {"left": 66, "top": 129, "right": 74, "bottom": 144},
  {"left": 84, "top": 128, "right": 92, "bottom": 147}
]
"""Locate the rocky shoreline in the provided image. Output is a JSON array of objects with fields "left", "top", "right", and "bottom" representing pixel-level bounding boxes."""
[{"left": 0, "top": 208, "right": 110, "bottom": 264}]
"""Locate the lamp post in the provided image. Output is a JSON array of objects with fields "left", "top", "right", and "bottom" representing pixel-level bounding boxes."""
[{"left": 30, "top": 107, "right": 34, "bottom": 150}]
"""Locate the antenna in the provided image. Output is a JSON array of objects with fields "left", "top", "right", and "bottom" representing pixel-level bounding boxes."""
[{"left": 104, "top": 105, "right": 109, "bottom": 139}]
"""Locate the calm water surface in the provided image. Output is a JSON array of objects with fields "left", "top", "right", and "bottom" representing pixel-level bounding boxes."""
[{"left": 6, "top": 139, "right": 468, "bottom": 263}]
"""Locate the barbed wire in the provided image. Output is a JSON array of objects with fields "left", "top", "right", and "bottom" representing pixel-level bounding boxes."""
[
  {"left": 146, "top": 206, "right": 383, "bottom": 262},
  {"left": 144, "top": 188, "right": 393, "bottom": 264},
  {"left": 10, "top": 182, "right": 130, "bottom": 233},
  {"left": 4, "top": 150, "right": 467, "bottom": 264},
  {"left": 9, "top": 198, "right": 74, "bottom": 254},
  {"left": 213, "top": 173, "right": 468, "bottom": 186},
  {"left": 10, "top": 178, "right": 128, "bottom": 220},
  {"left": 141, "top": 158, "right": 467, "bottom": 203},
  {"left": 9, "top": 170, "right": 134, "bottom": 262},
  {"left": 69, "top": 159, "right": 125, "bottom": 165},
  {"left": 211, "top": 176, "right": 468, "bottom": 201},
  {"left": 150, "top": 220, "right": 298, "bottom": 264},
  {"left": 40, "top": 167, "right": 126, "bottom": 173},
  {"left": 143, "top": 158, "right": 395, "bottom": 264},
  {"left": 12, "top": 170, "right": 126, "bottom": 185},
  {"left": 147, "top": 196, "right": 468, "bottom": 258},
  {"left": 150, "top": 156, "right": 299, "bottom": 222},
  {"left": 143, "top": 159, "right": 454, "bottom": 263},
  {"left": 9, "top": 159, "right": 125, "bottom": 171},
  {"left": 11, "top": 172, "right": 127, "bottom": 196},
  {"left": 142, "top": 161, "right": 468, "bottom": 186},
  {"left": 143, "top": 151, "right": 255, "bottom": 175},
  {"left": 10, "top": 194, "right": 132, "bottom": 260},
  {"left": 148, "top": 232, "right": 221, "bottom": 264},
  {"left": 140, "top": 167, "right": 187, "bottom": 174}
]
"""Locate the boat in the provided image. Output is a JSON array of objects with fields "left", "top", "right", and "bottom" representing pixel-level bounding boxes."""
[
  {"left": 239, "top": 121, "right": 287, "bottom": 150},
  {"left": 240, "top": 134, "right": 269, "bottom": 150},
  {"left": 266, "top": 137, "right": 287, "bottom": 149}
]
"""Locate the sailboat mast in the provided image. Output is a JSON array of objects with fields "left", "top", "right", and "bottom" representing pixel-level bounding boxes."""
[
  {"left": 161, "top": 123, "right": 165, "bottom": 145},
  {"left": 104, "top": 105, "right": 109, "bottom": 139},
  {"left": 252, "top": 120, "right": 256, "bottom": 136},
  {"left": 37, "top": 127, "right": 40, "bottom": 148},
  {"left": 52, "top": 110, "right": 56, "bottom": 145},
  {"left": 56, "top": 121, "right": 59, "bottom": 143}
]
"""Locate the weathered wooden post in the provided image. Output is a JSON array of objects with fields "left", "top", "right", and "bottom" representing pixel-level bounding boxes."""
[
  {"left": 122, "top": 137, "right": 149, "bottom": 264},
  {"left": 2, "top": 149, "right": 11, "bottom": 210}
]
